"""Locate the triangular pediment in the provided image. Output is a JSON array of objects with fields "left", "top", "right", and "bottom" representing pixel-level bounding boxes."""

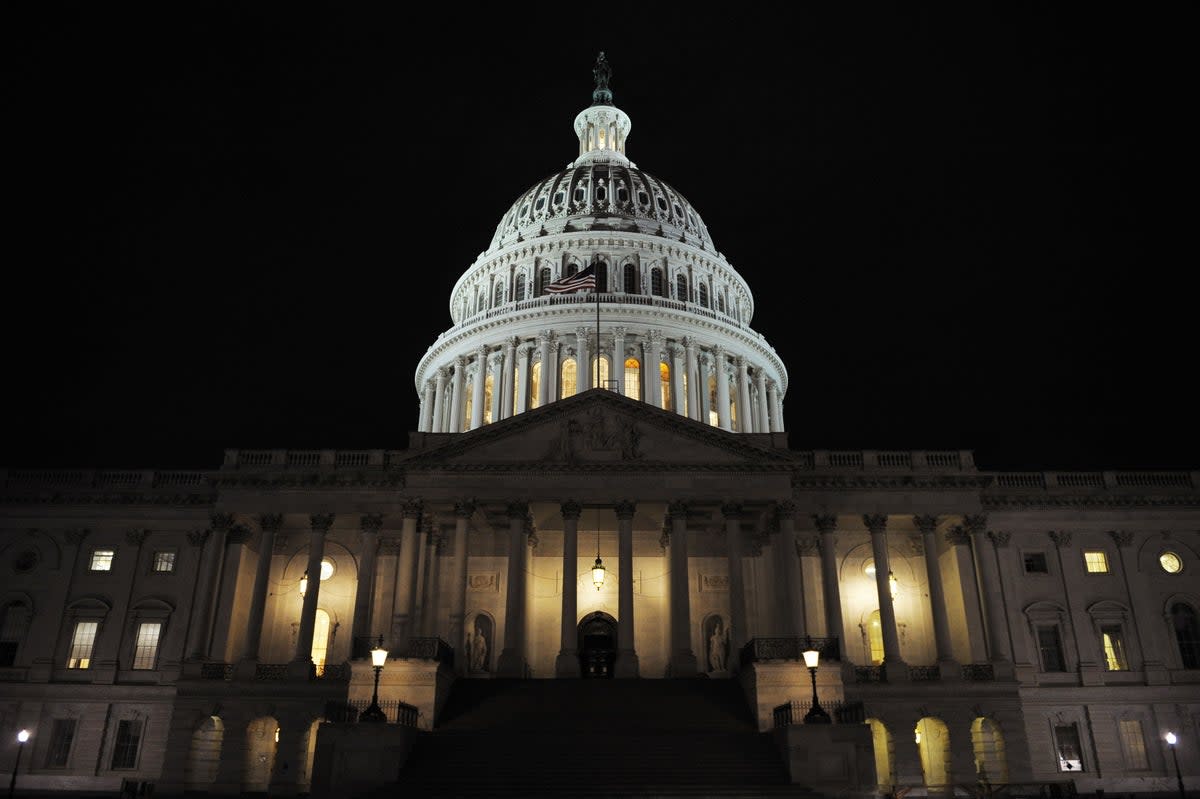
[{"left": 399, "top": 390, "right": 797, "bottom": 470}]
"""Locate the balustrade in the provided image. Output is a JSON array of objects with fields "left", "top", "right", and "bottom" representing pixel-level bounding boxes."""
[{"left": 739, "top": 636, "right": 840, "bottom": 667}]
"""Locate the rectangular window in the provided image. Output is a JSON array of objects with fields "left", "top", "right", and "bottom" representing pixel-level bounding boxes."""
[
  {"left": 1101, "top": 625, "right": 1128, "bottom": 671},
  {"left": 132, "top": 622, "right": 162, "bottom": 669},
  {"left": 1023, "top": 552, "right": 1049, "bottom": 573},
  {"left": 151, "top": 551, "right": 176, "bottom": 573},
  {"left": 89, "top": 549, "right": 115, "bottom": 571},
  {"left": 1084, "top": 551, "right": 1110, "bottom": 573},
  {"left": 1118, "top": 719, "right": 1149, "bottom": 770},
  {"left": 67, "top": 621, "right": 98, "bottom": 669},
  {"left": 1037, "top": 625, "right": 1066, "bottom": 672},
  {"left": 45, "top": 719, "right": 77, "bottom": 768},
  {"left": 111, "top": 719, "right": 143, "bottom": 769},
  {"left": 1055, "top": 723, "right": 1084, "bottom": 771}
]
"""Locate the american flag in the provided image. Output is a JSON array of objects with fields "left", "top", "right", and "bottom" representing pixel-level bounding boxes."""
[{"left": 543, "top": 264, "right": 597, "bottom": 294}]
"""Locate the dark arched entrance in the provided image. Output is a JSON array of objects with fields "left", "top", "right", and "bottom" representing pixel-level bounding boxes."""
[{"left": 578, "top": 611, "right": 617, "bottom": 678}]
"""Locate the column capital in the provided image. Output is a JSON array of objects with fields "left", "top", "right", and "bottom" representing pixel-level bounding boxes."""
[
  {"left": 453, "top": 354, "right": 466, "bottom": 369},
  {"left": 666, "top": 500, "right": 688, "bottom": 521},
  {"left": 560, "top": 499, "right": 583, "bottom": 520},
  {"left": 666, "top": 341, "right": 684, "bottom": 358},
  {"left": 454, "top": 499, "right": 477, "bottom": 518},
  {"left": 720, "top": 501, "right": 742, "bottom": 520},
  {"left": 711, "top": 344, "right": 726, "bottom": 358},
  {"left": 962, "top": 514, "right": 988, "bottom": 534},
  {"left": 812, "top": 513, "right": 838, "bottom": 534},
  {"left": 402, "top": 498, "right": 424, "bottom": 519},
  {"left": 795, "top": 536, "right": 820, "bottom": 557},
  {"left": 309, "top": 513, "right": 335, "bottom": 534},
  {"left": 575, "top": 326, "right": 591, "bottom": 341},
  {"left": 185, "top": 529, "right": 208, "bottom": 548},
  {"left": 504, "top": 337, "right": 518, "bottom": 353},
  {"left": 1048, "top": 530, "right": 1073, "bottom": 548},
  {"left": 734, "top": 355, "right": 748, "bottom": 372},
  {"left": 614, "top": 499, "right": 637, "bottom": 520},
  {"left": 683, "top": 336, "right": 700, "bottom": 353},
  {"left": 646, "top": 329, "right": 665, "bottom": 345},
  {"left": 360, "top": 514, "right": 384, "bottom": 534},
  {"left": 913, "top": 514, "right": 940, "bottom": 535},
  {"left": 1108, "top": 529, "right": 1134, "bottom": 548},
  {"left": 226, "top": 524, "right": 252, "bottom": 546},
  {"left": 611, "top": 325, "right": 626, "bottom": 338},
  {"left": 766, "top": 378, "right": 778, "bottom": 391},
  {"left": 536, "top": 331, "right": 553, "bottom": 346},
  {"left": 476, "top": 344, "right": 490, "bottom": 358},
  {"left": 506, "top": 501, "right": 530, "bottom": 520},
  {"left": 488, "top": 351, "right": 505, "bottom": 368},
  {"left": 944, "top": 525, "right": 970, "bottom": 546},
  {"left": 518, "top": 341, "right": 536, "bottom": 356},
  {"left": 211, "top": 513, "right": 235, "bottom": 531},
  {"left": 260, "top": 513, "right": 285, "bottom": 533},
  {"left": 862, "top": 513, "right": 888, "bottom": 535},
  {"left": 988, "top": 530, "right": 1012, "bottom": 548},
  {"left": 435, "top": 366, "right": 450, "bottom": 381},
  {"left": 775, "top": 499, "right": 798, "bottom": 520}
]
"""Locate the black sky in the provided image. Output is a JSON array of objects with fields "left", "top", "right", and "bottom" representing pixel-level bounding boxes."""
[{"left": 4, "top": 7, "right": 1195, "bottom": 472}]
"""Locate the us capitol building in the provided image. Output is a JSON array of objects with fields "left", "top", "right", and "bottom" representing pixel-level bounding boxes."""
[{"left": 2, "top": 56, "right": 1198, "bottom": 798}]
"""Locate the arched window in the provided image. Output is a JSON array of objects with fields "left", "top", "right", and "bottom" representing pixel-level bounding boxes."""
[
  {"left": 590, "top": 356, "right": 611, "bottom": 390},
  {"left": 971, "top": 717, "right": 1009, "bottom": 783},
  {"left": 708, "top": 375, "right": 719, "bottom": 426},
  {"left": 867, "top": 610, "right": 884, "bottom": 665},
  {"left": 311, "top": 609, "right": 331, "bottom": 669},
  {"left": 1172, "top": 603, "right": 1200, "bottom": 668},
  {"left": 623, "top": 263, "right": 638, "bottom": 294},
  {"left": 676, "top": 274, "right": 688, "bottom": 302},
  {"left": 476, "top": 289, "right": 486, "bottom": 314},
  {"left": 483, "top": 374, "right": 494, "bottom": 424},
  {"left": 651, "top": 268, "right": 665, "bottom": 297},
  {"left": 493, "top": 282, "right": 504, "bottom": 307},
  {"left": 867, "top": 719, "right": 894, "bottom": 789},
  {"left": 916, "top": 717, "right": 952, "bottom": 792},
  {"left": 624, "top": 358, "right": 641, "bottom": 400},
  {"left": 698, "top": 283, "right": 709, "bottom": 308},
  {"left": 560, "top": 358, "right": 578, "bottom": 398},
  {"left": 660, "top": 361, "right": 671, "bottom": 408},
  {"left": 566, "top": 262, "right": 579, "bottom": 277},
  {"left": 717, "top": 293, "right": 726, "bottom": 314},
  {"left": 537, "top": 267, "right": 551, "bottom": 296},
  {"left": 515, "top": 274, "right": 527, "bottom": 302},
  {"left": 595, "top": 261, "right": 608, "bottom": 292},
  {"left": 530, "top": 361, "right": 542, "bottom": 409}
]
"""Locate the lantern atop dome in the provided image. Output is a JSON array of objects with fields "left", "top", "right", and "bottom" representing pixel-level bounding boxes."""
[{"left": 574, "top": 53, "right": 631, "bottom": 165}]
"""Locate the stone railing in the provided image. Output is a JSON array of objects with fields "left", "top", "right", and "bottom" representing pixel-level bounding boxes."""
[
  {"left": 315, "top": 662, "right": 349, "bottom": 681},
  {"left": 853, "top": 666, "right": 883, "bottom": 683},
  {"left": 200, "top": 663, "right": 234, "bottom": 680},
  {"left": 773, "top": 699, "right": 866, "bottom": 728},
  {"left": 3, "top": 469, "right": 212, "bottom": 490},
  {"left": 223, "top": 450, "right": 404, "bottom": 470},
  {"left": 989, "top": 471, "right": 1197, "bottom": 491},
  {"left": 739, "top": 636, "right": 840, "bottom": 667},
  {"left": 396, "top": 637, "right": 454, "bottom": 668},
  {"left": 909, "top": 665, "right": 940, "bottom": 682},
  {"left": 254, "top": 663, "right": 290, "bottom": 681},
  {"left": 961, "top": 663, "right": 996, "bottom": 681},
  {"left": 795, "top": 451, "right": 976, "bottom": 472}
]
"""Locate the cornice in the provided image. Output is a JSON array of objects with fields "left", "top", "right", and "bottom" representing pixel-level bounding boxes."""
[
  {"left": 212, "top": 472, "right": 406, "bottom": 491},
  {"left": 792, "top": 476, "right": 989, "bottom": 492},
  {"left": 982, "top": 494, "right": 1200, "bottom": 510},
  {"left": 0, "top": 491, "right": 217, "bottom": 507}
]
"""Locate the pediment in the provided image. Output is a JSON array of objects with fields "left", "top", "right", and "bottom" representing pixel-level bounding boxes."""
[{"left": 400, "top": 390, "right": 796, "bottom": 470}]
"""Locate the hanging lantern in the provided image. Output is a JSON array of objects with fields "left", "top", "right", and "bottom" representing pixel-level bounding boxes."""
[
  {"left": 888, "top": 570, "right": 899, "bottom": 601},
  {"left": 592, "top": 555, "right": 607, "bottom": 590},
  {"left": 299, "top": 571, "right": 309, "bottom": 598}
]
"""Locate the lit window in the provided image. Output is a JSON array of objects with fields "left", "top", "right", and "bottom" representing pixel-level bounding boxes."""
[
  {"left": 1023, "top": 552, "right": 1048, "bottom": 573},
  {"left": 623, "top": 358, "right": 640, "bottom": 400},
  {"left": 45, "top": 719, "right": 77, "bottom": 768},
  {"left": 1083, "top": 551, "right": 1109, "bottom": 573},
  {"left": 89, "top": 550, "right": 115, "bottom": 571},
  {"left": 311, "top": 609, "right": 331, "bottom": 668},
  {"left": 132, "top": 622, "right": 162, "bottom": 669},
  {"left": 1160, "top": 552, "right": 1183, "bottom": 573},
  {"left": 111, "top": 720, "right": 143, "bottom": 769},
  {"left": 151, "top": 551, "right": 176, "bottom": 573},
  {"left": 867, "top": 610, "right": 884, "bottom": 665},
  {"left": 68, "top": 621, "right": 98, "bottom": 669},
  {"left": 1118, "top": 719, "right": 1149, "bottom": 770},
  {"left": 863, "top": 560, "right": 877, "bottom": 577},
  {"left": 319, "top": 558, "right": 335, "bottom": 581},
  {"left": 1101, "top": 625, "right": 1128, "bottom": 671},
  {"left": 561, "top": 358, "right": 578, "bottom": 398},
  {"left": 1054, "top": 723, "right": 1084, "bottom": 771}
]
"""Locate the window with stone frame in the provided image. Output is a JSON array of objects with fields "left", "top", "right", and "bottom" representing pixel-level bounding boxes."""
[
  {"left": 44, "top": 718, "right": 77, "bottom": 768},
  {"left": 67, "top": 620, "right": 99, "bottom": 669},
  {"left": 1054, "top": 722, "right": 1084, "bottom": 771},
  {"left": 131, "top": 622, "right": 162, "bottom": 669},
  {"left": 675, "top": 273, "right": 688, "bottom": 302},
  {"left": 1100, "top": 625, "right": 1128, "bottom": 671},
  {"left": 1171, "top": 602, "right": 1200, "bottom": 669},
  {"left": 111, "top": 719, "right": 143, "bottom": 769},
  {"left": 1118, "top": 719, "right": 1149, "bottom": 770},
  {"left": 151, "top": 550, "right": 176, "bottom": 574},
  {"left": 1023, "top": 552, "right": 1049, "bottom": 574},
  {"left": 698, "top": 283, "right": 709, "bottom": 308},
  {"left": 0, "top": 600, "right": 32, "bottom": 667},
  {"left": 515, "top": 273, "right": 527, "bottom": 302},
  {"left": 1037, "top": 625, "right": 1066, "bottom": 672},
  {"left": 1083, "top": 550, "right": 1110, "bottom": 573},
  {"left": 594, "top": 260, "right": 608, "bottom": 292},
  {"left": 492, "top": 282, "right": 504, "bottom": 307},
  {"left": 650, "top": 268, "right": 665, "bottom": 297},
  {"left": 89, "top": 548, "right": 115, "bottom": 571},
  {"left": 623, "top": 263, "right": 638, "bottom": 294}
]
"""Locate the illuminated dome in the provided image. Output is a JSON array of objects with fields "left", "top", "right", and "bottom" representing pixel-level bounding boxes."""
[{"left": 416, "top": 54, "right": 787, "bottom": 436}]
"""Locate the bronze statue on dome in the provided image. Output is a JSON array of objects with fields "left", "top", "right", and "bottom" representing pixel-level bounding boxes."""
[{"left": 593, "top": 51, "right": 611, "bottom": 92}]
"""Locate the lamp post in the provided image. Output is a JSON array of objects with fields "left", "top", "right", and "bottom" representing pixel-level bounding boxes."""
[
  {"left": 1166, "top": 732, "right": 1184, "bottom": 799},
  {"left": 360, "top": 636, "right": 389, "bottom": 723},
  {"left": 9, "top": 730, "right": 30, "bottom": 799},
  {"left": 802, "top": 641, "right": 831, "bottom": 724}
]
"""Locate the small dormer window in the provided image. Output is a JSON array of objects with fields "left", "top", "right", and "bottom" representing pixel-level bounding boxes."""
[
  {"left": 656, "top": 196, "right": 668, "bottom": 211},
  {"left": 637, "top": 191, "right": 649, "bottom": 206},
  {"left": 596, "top": 186, "right": 607, "bottom": 202},
  {"left": 535, "top": 197, "right": 546, "bottom": 211},
  {"left": 574, "top": 187, "right": 586, "bottom": 203},
  {"left": 673, "top": 204, "right": 683, "bottom": 218},
  {"left": 617, "top": 187, "right": 628, "bottom": 203},
  {"left": 519, "top": 204, "right": 529, "bottom": 219},
  {"left": 553, "top": 191, "right": 565, "bottom": 205}
]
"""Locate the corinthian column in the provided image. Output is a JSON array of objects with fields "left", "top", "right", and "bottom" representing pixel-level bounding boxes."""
[
  {"left": 556, "top": 500, "right": 582, "bottom": 677},
  {"left": 419, "top": 381, "right": 435, "bottom": 432},
  {"left": 187, "top": 514, "right": 230, "bottom": 661},
  {"left": 645, "top": 331, "right": 664, "bottom": 408},
  {"left": 735, "top": 357, "right": 753, "bottom": 432},
  {"left": 501, "top": 338, "right": 517, "bottom": 419},
  {"left": 350, "top": 514, "right": 383, "bottom": 658},
  {"left": 488, "top": 351, "right": 504, "bottom": 423},
  {"left": 496, "top": 502, "right": 529, "bottom": 677},
  {"left": 776, "top": 502, "right": 806, "bottom": 638},
  {"left": 238, "top": 514, "right": 282, "bottom": 671},
  {"left": 966, "top": 515, "right": 1012, "bottom": 667},
  {"left": 767, "top": 380, "right": 782, "bottom": 432},
  {"left": 394, "top": 499, "right": 422, "bottom": 648},
  {"left": 615, "top": 500, "right": 640, "bottom": 677},
  {"left": 431, "top": 368, "right": 448, "bottom": 433},
  {"left": 575, "top": 326, "right": 591, "bottom": 391},
  {"left": 684, "top": 338, "right": 700, "bottom": 421},
  {"left": 813, "top": 515, "right": 847, "bottom": 657},
  {"left": 667, "top": 342, "right": 685, "bottom": 415},
  {"left": 449, "top": 500, "right": 474, "bottom": 673},
  {"left": 714, "top": 347, "right": 732, "bottom": 431},
  {"left": 536, "top": 332, "right": 553, "bottom": 407},
  {"left": 754, "top": 368, "right": 769, "bottom": 433},
  {"left": 914, "top": 515, "right": 957, "bottom": 676},
  {"left": 449, "top": 356, "right": 467, "bottom": 432},
  {"left": 611, "top": 327, "right": 626, "bottom": 395},
  {"left": 291, "top": 513, "right": 334, "bottom": 676},
  {"left": 470, "top": 346, "right": 487, "bottom": 429},
  {"left": 722, "top": 503, "right": 748, "bottom": 664},
  {"left": 864, "top": 514, "right": 907, "bottom": 681},
  {"left": 667, "top": 501, "right": 697, "bottom": 676}
]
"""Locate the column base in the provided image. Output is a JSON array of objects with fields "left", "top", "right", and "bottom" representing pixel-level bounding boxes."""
[
  {"left": 555, "top": 651, "right": 580, "bottom": 678},
  {"left": 882, "top": 659, "right": 908, "bottom": 683},
  {"left": 668, "top": 651, "right": 698, "bottom": 677},
  {"left": 496, "top": 648, "right": 527, "bottom": 678},
  {"left": 615, "top": 650, "right": 640, "bottom": 678}
]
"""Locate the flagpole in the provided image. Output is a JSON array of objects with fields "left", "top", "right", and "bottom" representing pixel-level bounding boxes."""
[{"left": 594, "top": 275, "right": 601, "bottom": 390}]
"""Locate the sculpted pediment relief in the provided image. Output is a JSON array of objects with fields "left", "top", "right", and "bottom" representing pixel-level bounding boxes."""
[{"left": 403, "top": 390, "right": 793, "bottom": 469}]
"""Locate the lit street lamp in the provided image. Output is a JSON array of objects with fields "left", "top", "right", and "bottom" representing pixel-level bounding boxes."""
[
  {"left": 360, "top": 636, "right": 389, "bottom": 723},
  {"left": 1165, "top": 732, "right": 1184, "bottom": 799},
  {"left": 9, "top": 729, "right": 30, "bottom": 799},
  {"left": 802, "top": 640, "right": 831, "bottom": 724}
]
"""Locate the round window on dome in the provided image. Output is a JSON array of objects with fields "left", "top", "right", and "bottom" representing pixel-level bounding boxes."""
[
  {"left": 1160, "top": 551, "right": 1183, "bottom": 574},
  {"left": 863, "top": 560, "right": 876, "bottom": 577}
]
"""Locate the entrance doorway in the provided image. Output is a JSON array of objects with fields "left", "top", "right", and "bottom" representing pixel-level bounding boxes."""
[{"left": 578, "top": 611, "right": 617, "bottom": 678}]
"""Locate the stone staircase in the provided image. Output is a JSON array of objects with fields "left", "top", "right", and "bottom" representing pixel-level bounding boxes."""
[{"left": 369, "top": 678, "right": 820, "bottom": 798}]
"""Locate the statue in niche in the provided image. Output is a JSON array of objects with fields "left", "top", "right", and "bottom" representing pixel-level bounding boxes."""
[
  {"left": 705, "top": 615, "right": 730, "bottom": 672},
  {"left": 468, "top": 615, "right": 492, "bottom": 673},
  {"left": 619, "top": 418, "right": 642, "bottom": 460}
]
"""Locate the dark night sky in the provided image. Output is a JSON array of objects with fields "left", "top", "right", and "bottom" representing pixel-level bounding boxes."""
[{"left": 4, "top": 7, "right": 1195, "bottom": 472}]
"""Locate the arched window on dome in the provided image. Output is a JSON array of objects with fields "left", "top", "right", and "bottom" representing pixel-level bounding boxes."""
[
  {"left": 651, "top": 268, "right": 665, "bottom": 297},
  {"left": 536, "top": 267, "right": 551, "bottom": 296},
  {"left": 624, "top": 358, "right": 641, "bottom": 400},
  {"left": 463, "top": 391, "right": 473, "bottom": 431},
  {"left": 493, "top": 282, "right": 504, "bottom": 308},
  {"left": 476, "top": 288, "right": 486, "bottom": 315},
  {"left": 566, "top": 262, "right": 579, "bottom": 278},
  {"left": 698, "top": 283, "right": 709, "bottom": 308},
  {"left": 675, "top": 274, "right": 688, "bottom": 302},
  {"left": 659, "top": 361, "right": 671, "bottom": 408},
  {"left": 623, "top": 263, "right": 638, "bottom": 294},
  {"left": 589, "top": 356, "right": 611, "bottom": 391},
  {"left": 595, "top": 261, "right": 608, "bottom": 293},
  {"left": 515, "top": 274, "right": 527, "bottom": 302},
  {"left": 716, "top": 292, "right": 726, "bottom": 314},
  {"left": 730, "top": 398, "right": 739, "bottom": 432},
  {"left": 530, "top": 361, "right": 541, "bottom": 409},
  {"left": 560, "top": 358, "right": 577, "bottom": 399},
  {"left": 483, "top": 374, "right": 494, "bottom": 424}
]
